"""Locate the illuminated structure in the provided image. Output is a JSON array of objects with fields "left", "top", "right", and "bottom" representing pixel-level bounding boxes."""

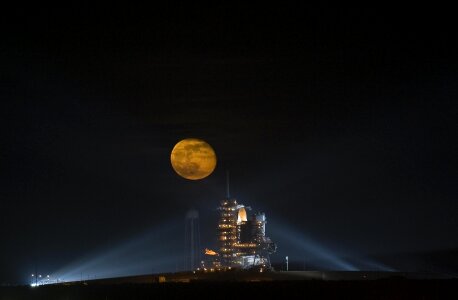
[{"left": 216, "top": 174, "right": 276, "bottom": 269}]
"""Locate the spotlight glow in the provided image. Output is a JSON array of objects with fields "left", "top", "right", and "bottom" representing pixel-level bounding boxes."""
[
  {"left": 47, "top": 218, "right": 183, "bottom": 282},
  {"left": 269, "top": 222, "right": 357, "bottom": 270},
  {"left": 269, "top": 221, "right": 394, "bottom": 271}
]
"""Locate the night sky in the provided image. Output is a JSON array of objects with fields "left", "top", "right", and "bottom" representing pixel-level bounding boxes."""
[{"left": 1, "top": 5, "right": 457, "bottom": 283}]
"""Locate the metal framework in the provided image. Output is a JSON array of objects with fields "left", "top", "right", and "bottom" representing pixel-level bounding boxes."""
[{"left": 217, "top": 198, "right": 276, "bottom": 269}]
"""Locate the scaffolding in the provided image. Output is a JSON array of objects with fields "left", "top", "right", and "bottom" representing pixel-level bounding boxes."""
[{"left": 217, "top": 199, "right": 276, "bottom": 269}]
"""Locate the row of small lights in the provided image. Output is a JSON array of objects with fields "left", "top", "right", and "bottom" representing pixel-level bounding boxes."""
[
  {"left": 30, "top": 274, "right": 52, "bottom": 287},
  {"left": 194, "top": 266, "right": 265, "bottom": 273},
  {"left": 31, "top": 274, "right": 50, "bottom": 279},
  {"left": 194, "top": 266, "right": 232, "bottom": 273}
]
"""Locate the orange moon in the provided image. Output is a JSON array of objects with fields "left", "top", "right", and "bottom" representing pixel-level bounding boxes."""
[{"left": 170, "top": 138, "right": 217, "bottom": 180}]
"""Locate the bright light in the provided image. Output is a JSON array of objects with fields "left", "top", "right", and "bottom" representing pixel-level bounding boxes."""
[
  {"left": 30, "top": 283, "right": 37, "bottom": 287},
  {"left": 204, "top": 248, "right": 218, "bottom": 256}
]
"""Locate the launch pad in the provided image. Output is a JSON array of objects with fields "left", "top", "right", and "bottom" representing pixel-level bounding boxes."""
[
  {"left": 201, "top": 173, "right": 277, "bottom": 270},
  {"left": 47, "top": 270, "right": 455, "bottom": 286}
]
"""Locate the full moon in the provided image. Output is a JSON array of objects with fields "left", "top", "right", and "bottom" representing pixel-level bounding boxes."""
[{"left": 170, "top": 138, "right": 217, "bottom": 180}]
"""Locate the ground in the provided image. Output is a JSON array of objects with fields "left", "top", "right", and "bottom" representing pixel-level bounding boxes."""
[{"left": 1, "top": 280, "right": 457, "bottom": 300}]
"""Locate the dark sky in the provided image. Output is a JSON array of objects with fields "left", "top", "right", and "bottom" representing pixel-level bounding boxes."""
[{"left": 1, "top": 5, "right": 457, "bottom": 283}]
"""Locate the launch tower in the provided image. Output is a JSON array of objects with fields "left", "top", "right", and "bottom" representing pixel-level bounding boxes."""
[{"left": 216, "top": 173, "right": 276, "bottom": 269}]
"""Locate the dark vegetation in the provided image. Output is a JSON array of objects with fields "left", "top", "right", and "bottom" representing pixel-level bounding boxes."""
[{"left": 1, "top": 280, "right": 457, "bottom": 300}]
